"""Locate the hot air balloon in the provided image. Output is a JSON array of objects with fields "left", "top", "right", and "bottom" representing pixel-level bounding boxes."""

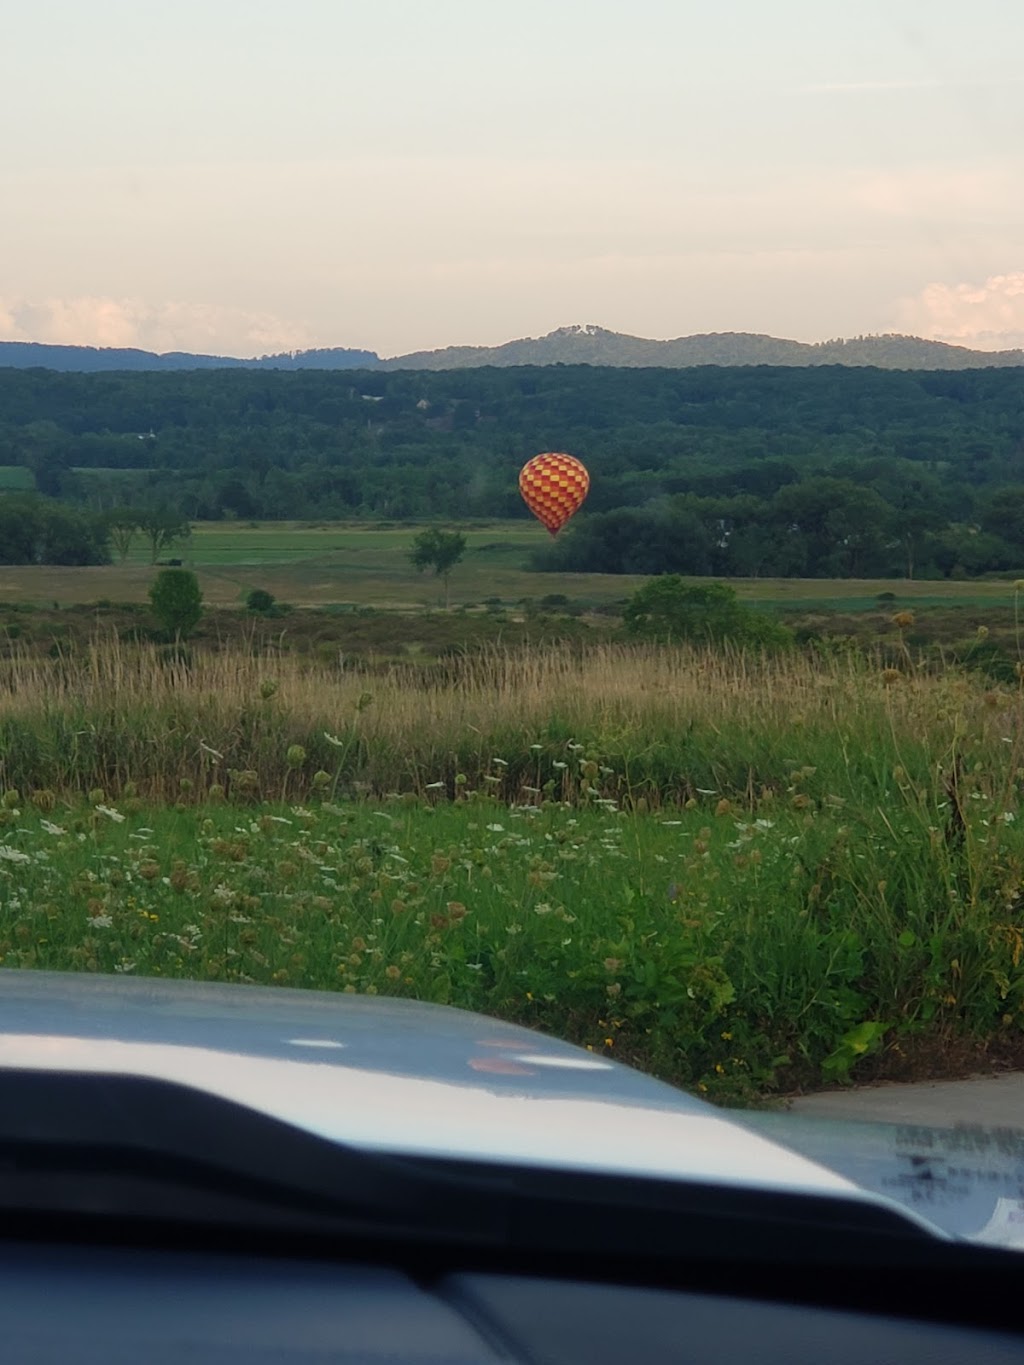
[{"left": 519, "top": 453, "right": 589, "bottom": 536}]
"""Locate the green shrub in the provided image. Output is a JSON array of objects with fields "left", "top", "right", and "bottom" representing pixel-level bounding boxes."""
[
  {"left": 149, "top": 569, "right": 203, "bottom": 640},
  {"left": 623, "top": 577, "right": 792, "bottom": 649}
]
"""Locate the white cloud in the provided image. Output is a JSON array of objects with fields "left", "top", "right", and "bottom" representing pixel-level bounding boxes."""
[
  {"left": 0, "top": 295, "right": 316, "bottom": 357},
  {"left": 891, "top": 273, "right": 1024, "bottom": 351}
]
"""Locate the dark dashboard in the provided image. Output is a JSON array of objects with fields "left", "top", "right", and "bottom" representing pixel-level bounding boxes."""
[{"left": 5, "top": 1241, "right": 1024, "bottom": 1365}]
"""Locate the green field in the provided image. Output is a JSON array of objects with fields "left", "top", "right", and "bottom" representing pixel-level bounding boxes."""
[
  {"left": 0, "top": 467, "right": 35, "bottom": 491},
  {"left": 0, "top": 519, "right": 1021, "bottom": 612},
  {"left": 2, "top": 638, "right": 1024, "bottom": 1100}
]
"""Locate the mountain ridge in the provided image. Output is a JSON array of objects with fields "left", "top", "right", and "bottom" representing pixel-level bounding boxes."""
[{"left": 1, "top": 324, "right": 1022, "bottom": 372}]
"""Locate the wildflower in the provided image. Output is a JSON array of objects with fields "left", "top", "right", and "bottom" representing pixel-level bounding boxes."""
[
  {"left": 113, "top": 961, "right": 137, "bottom": 974},
  {"left": 40, "top": 820, "right": 66, "bottom": 836},
  {"left": 286, "top": 745, "right": 307, "bottom": 769},
  {"left": 424, "top": 781, "right": 446, "bottom": 791},
  {"left": 323, "top": 731, "right": 346, "bottom": 748},
  {"left": 86, "top": 914, "right": 113, "bottom": 930},
  {"left": 533, "top": 903, "right": 555, "bottom": 915},
  {"left": 485, "top": 823, "right": 505, "bottom": 833},
  {"left": 492, "top": 758, "right": 508, "bottom": 767},
  {"left": 552, "top": 761, "right": 568, "bottom": 771},
  {"left": 199, "top": 741, "right": 224, "bottom": 759},
  {"left": 95, "top": 804, "right": 126, "bottom": 823},
  {"left": 0, "top": 846, "right": 31, "bottom": 864}
]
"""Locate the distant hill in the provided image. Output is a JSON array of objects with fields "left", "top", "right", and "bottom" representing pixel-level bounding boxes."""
[
  {"left": 2, "top": 324, "right": 1022, "bottom": 373},
  {"left": 382, "top": 324, "right": 1024, "bottom": 371},
  {"left": 0, "top": 341, "right": 380, "bottom": 372}
]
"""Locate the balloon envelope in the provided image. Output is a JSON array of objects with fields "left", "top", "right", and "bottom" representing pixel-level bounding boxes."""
[{"left": 519, "top": 453, "right": 590, "bottom": 535}]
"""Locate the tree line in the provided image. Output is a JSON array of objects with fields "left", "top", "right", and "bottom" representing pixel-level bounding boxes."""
[{"left": 0, "top": 363, "right": 1022, "bottom": 575}]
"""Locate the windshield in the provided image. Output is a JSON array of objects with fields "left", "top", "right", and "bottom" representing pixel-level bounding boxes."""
[{"left": 1, "top": 0, "right": 1023, "bottom": 1254}]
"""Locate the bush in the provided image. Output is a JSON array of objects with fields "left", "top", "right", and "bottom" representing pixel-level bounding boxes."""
[
  {"left": 149, "top": 569, "right": 203, "bottom": 640},
  {"left": 623, "top": 577, "right": 792, "bottom": 649},
  {"left": 246, "top": 588, "right": 276, "bottom": 614}
]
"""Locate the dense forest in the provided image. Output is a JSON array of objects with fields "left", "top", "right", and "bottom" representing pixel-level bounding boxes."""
[{"left": 1, "top": 363, "right": 1023, "bottom": 576}]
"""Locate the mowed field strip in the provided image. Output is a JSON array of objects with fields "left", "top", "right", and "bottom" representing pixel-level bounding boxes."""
[{"left": 0, "top": 520, "right": 1018, "bottom": 610}]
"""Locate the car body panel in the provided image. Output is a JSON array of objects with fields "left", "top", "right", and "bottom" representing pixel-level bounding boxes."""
[{"left": 2, "top": 968, "right": 1012, "bottom": 1247}]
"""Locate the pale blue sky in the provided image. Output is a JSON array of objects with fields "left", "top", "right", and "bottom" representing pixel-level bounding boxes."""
[{"left": 1, "top": 0, "right": 1021, "bottom": 355}]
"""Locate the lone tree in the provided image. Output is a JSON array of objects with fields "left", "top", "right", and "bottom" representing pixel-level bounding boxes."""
[
  {"left": 149, "top": 568, "right": 203, "bottom": 640},
  {"left": 105, "top": 507, "right": 141, "bottom": 563},
  {"left": 408, "top": 528, "right": 467, "bottom": 609},
  {"left": 139, "top": 507, "right": 191, "bottom": 564}
]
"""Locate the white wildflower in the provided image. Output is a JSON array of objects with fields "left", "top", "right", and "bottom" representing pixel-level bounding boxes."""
[
  {"left": 485, "top": 823, "right": 505, "bottom": 833},
  {"left": 0, "top": 846, "right": 31, "bottom": 864},
  {"left": 424, "top": 781, "right": 446, "bottom": 790},
  {"left": 40, "top": 820, "right": 67, "bottom": 836},
  {"left": 323, "top": 731, "right": 347, "bottom": 748},
  {"left": 86, "top": 914, "right": 113, "bottom": 929},
  {"left": 113, "top": 961, "right": 137, "bottom": 973}
]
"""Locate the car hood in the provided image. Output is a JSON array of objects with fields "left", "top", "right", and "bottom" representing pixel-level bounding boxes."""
[{"left": 0, "top": 968, "right": 1000, "bottom": 1245}]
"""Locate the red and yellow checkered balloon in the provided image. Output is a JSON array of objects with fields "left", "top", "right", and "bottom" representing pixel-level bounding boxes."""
[{"left": 519, "top": 453, "right": 590, "bottom": 536}]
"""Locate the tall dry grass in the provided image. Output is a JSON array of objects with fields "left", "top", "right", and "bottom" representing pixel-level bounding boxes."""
[{"left": 0, "top": 634, "right": 1020, "bottom": 806}]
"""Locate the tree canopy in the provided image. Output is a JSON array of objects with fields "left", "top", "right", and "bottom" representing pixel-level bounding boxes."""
[{"left": 1, "top": 362, "right": 1024, "bottom": 576}]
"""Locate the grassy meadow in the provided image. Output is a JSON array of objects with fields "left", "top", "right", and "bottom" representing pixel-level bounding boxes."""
[
  {"left": 0, "top": 518, "right": 1020, "bottom": 612},
  {"left": 2, "top": 635, "right": 1024, "bottom": 1101}
]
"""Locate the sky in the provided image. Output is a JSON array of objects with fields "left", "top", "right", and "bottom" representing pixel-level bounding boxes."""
[{"left": 1, "top": 0, "right": 1022, "bottom": 358}]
